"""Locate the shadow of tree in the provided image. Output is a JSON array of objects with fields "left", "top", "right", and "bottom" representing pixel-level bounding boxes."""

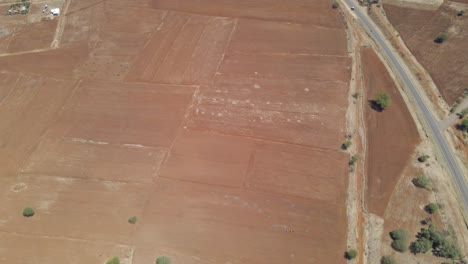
[{"left": 368, "top": 100, "right": 383, "bottom": 112}]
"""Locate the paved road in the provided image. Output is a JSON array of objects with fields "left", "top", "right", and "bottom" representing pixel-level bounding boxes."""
[{"left": 342, "top": 1, "right": 468, "bottom": 210}]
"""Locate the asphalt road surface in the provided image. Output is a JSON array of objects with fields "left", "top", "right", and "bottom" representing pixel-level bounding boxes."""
[{"left": 342, "top": 1, "right": 468, "bottom": 210}]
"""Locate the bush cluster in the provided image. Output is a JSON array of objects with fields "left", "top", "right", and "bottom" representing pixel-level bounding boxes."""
[
  {"left": 390, "top": 229, "right": 409, "bottom": 252},
  {"left": 106, "top": 257, "right": 120, "bottom": 264},
  {"left": 410, "top": 224, "right": 461, "bottom": 259}
]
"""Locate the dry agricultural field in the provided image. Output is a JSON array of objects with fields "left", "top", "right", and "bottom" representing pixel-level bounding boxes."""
[{"left": 0, "top": 0, "right": 352, "bottom": 263}]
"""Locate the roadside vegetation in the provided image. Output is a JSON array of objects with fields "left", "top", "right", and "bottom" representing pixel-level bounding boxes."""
[
  {"left": 450, "top": 89, "right": 468, "bottom": 113},
  {"left": 417, "top": 154, "right": 430, "bottom": 163},
  {"left": 412, "top": 175, "right": 432, "bottom": 190},
  {"left": 345, "top": 249, "right": 357, "bottom": 260}
]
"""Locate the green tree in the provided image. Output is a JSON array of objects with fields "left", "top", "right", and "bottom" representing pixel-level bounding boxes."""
[
  {"left": 22, "top": 207, "right": 35, "bottom": 217},
  {"left": 345, "top": 249, "right": 357, "bottom": 260},
  {"left": 410, "top": 237, "right": 433, "bottom": 253},
  {"left": 435, "top": 33, "right": 448, "bottom": 43},
  {"left": 390, "top": 229, "right": 408, "bottom": 240},
  {"left": 106, "top": 257, "right": 120, "bottom": 264},
  {"left": 375, "top": 93, "right": 391, "bottom": 110},
  {"left": 426, "top": 203, "right": 439, "bottom": 214},
  {"left": 413, "top": 175, "right": 431, "bottom": 190},
  {"left": 381, "top": 255, "right": 396, "bottom": 264}
]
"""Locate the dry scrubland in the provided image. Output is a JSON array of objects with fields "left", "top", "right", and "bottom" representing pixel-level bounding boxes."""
[
  {"left": 0, "top": 0, "right": 352, "bottom": 263},
  {"left": 383, "top": 0, "right": 468, "bottom": 104}
]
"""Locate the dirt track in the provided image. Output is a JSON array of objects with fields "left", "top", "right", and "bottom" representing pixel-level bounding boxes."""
[{"left": 0, "top": 0, "right": 351, "bottom": 263}]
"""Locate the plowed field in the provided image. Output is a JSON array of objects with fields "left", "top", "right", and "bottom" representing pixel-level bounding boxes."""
[{"left": 0, "top": 0, "right": 351, "bottom": 263}]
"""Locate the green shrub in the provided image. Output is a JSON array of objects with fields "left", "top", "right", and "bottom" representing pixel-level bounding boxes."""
[
  {"left": 345, "top": 249, "right": 357, "bottom": 260},
  {"left": 128, "top": 216, "right": 137, "bottom": 224},
  {"left": 341, "top": 140, "right": 352, "bottom": 150},
  {"left": 106, "top": 257, "right": 120, "bottom": 264},
  {"left": 390, "top": 229, "right": 408, "bottom": 241},
  {"left": 376, "top": 93, "right": 391, "bottom": 110},
  {"left": 332, "top": 1, "right": 339, "bottom": 8},
  {"left": 22, "top": 207, "right": 35, "bottom": 217},
  {"left": 381, "top": 255, "right": 396, "bottom": 264},
  {"left": 156, "top": 256, "right": 171, "bottom": 264},
  {"left": 426, "top": 203, "right": 439, "bottom": 214},
  {"left": 417, "top": 155, "right": 429, "bottom": 163},
  {"left": 412, "top": 175, "right": 431, "bottom": 190}
]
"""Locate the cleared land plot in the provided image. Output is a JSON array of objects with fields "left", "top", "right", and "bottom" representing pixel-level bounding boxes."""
[
  {"left": 46, "top": 80, "right": 195, "bottom": 148},
  {"left": 0, "top": 0, "right": 351, "bottom": 263},
  {"left": 126, "top": 12, "right": 236, "bottom": 84},
  {"left": 133, "top": 177, "right": 347, "bottom": 263},
  {"left": 0, "top": 174, "right": 148, "bottom": 243},
  {"left": 150, "top": 0, "right": 343, "bottom": 27},
  {"left": 21, "top": 138, "right": 166, "bottom": 183},
  {"left": 0, "top": 73, "right": 76, "bottom": 175},
  {"left": 246, "top": 143, "right": 348, "bottom": 201},
  {"left": 0, "top": 19, "right": 57, "bottom": 54},
  {"left": 362, "top": 48, "right": 420, "bottom": 216},
  {"left": 229, "top": 19, "right": 348, "bottom": 56},
  {"left": 160, "top": 130, "right": 255, "bottom": 188},
  {"left": 0, "top": 232, "right": 132, "bottom": 264},
  {"left": 384, "top": 3, "right": 468, "bottom": 104}
]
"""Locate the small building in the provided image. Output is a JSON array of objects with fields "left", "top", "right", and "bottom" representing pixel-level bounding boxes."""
[{"left": 51, "top": 8, "right": 60, "bottom": 16}]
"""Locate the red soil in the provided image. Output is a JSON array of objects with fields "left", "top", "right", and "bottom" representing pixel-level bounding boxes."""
[
  {"left": 384, "top": 3, "right": 468, "bottom": 104},
  {"left": 0, "top": 0, "right": 351, "bottom": 262},
  {"left": 361, "top": 48, "right": 420, "bottom": 216}
]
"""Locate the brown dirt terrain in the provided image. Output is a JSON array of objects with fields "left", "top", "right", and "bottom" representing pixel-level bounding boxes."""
[
  {"left": 361, "top": 47, "right": 420, "bottom": 216},
  {"left": 0, "top": 0, "right": 351, "bottom": 263},
  {"left": 383, "top": 2, "right": 468, "bottom": 104}
]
